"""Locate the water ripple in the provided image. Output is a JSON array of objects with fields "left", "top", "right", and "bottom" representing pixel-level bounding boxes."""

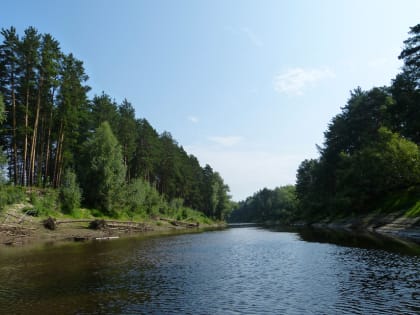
[{"left": 0, "top": 228, "right": 419, "bottom": 314}]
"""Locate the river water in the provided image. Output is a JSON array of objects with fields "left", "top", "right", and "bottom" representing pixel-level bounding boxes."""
[{"left": 0, "top": 226, "right": 419, "bottom": 314}]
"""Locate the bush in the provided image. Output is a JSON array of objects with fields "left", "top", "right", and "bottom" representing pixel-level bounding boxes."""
[
  {"left": 31, "top": 189, "right": 59, "bottom": 217},
  {"left": 60, "top": 169, "right": 82, "bottom": 214},
  {"left": 125, "top": 178, "right": 148, "bottom": 215},
  {"left": 0, "top": 185, "right": 26, "bottom": 210}
]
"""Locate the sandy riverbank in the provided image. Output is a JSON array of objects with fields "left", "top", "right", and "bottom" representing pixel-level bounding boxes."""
[{"left": 0, "top": 204, "right": 224, "bottom": 247}]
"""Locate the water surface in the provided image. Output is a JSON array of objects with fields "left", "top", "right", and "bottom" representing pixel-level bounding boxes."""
[{"left": 0, "top": 227, "right": 419, "bottom": 314}]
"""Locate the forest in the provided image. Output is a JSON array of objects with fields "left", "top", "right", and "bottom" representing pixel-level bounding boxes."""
[
  {"left": 230, "top": 23, "right": 420, "bottom": 223},
  {"left": 0, "top": 26, "right": 232, "bottom": 221}
]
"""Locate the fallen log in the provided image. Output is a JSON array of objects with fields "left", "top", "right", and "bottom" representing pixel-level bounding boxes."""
[
  {"left": 0, "top": 224, "right": 35, "bottom": 230},
  {"left": 57, "top": 219, "right": 93, "bottom": 224},
  {"left": 106, "top": 222, "right": 153, "bottom": 231},
  {"left": 3, "top": 212, "right": 33, "bottom": 224},
  {"left": 42, "top": 218, "right": 153, "bottom": 232},
  {"left": 159, "top": 218, "right": 199, "bottom": 228}
]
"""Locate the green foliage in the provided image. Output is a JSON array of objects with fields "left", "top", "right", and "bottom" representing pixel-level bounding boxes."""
[
  {"left": 338, "top": 128, "right": 420, "bottom": 198},
  {"left": 171, "top": 206, "right": 214, "bottom": 225},
  {"left": 81, "top": 121, "right": 126, "bottom": 216},
  {"left": 63, "top": 207, "right": 93, "bottom": 219},
  {"left": 30, "top": 189, "right": 59, "bottom": 217},
  {"left": 399, "top": 23, "right": 420, "bottom": 87},
  {"left": 0, "top": 185, "right": 26, "bottom": 210},
  {"left": 125, "top": 178, "right": 148, "bottom": 214},
  {"left": 229, "top": 185, "right": 298, "bottom": 223},
  {"left": 0, "top": 93, "right": 5, "bottom": 124},
  {"left": 124, "top": 178, "right": 166, "bottom": 216},
  {"left": 405, "top": 201, "right": 420, "bottom": 217},
  {"left": 294, "top": 23, "right": 420, "bottom": 220},
  {"left": 117, "top": 99, "right": 137, "bottom": 179},
  {"left": 295, "top": 92, "right": 420, "bottom": 218},
  {"left": 90, "top": 93, "right": 119, "bottom": 130},
  {"left": 295, "top": 159, "right": 324, "bottom": 217},
  {"left": 60, "top": 169, "right": 81, "bottom": 214},
  {"left": 371, "top": 186, "right": 420, "bottom": 216},
  {"left": 0, "top": 26, "right": 229, "bottom": 223},
  {"left": 201, "top": 165, "right": 233, "bottom": 220}
]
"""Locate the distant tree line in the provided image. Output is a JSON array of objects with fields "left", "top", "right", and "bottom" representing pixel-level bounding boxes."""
[
  {"left": 229, "top": 186, "right": 297, "bottom": 223},
  {"left": 0, "top": 26, "right": 232, "bottom": 220},
  {"left": 230, "top": 23, "right": 420, "bottom": 223}
]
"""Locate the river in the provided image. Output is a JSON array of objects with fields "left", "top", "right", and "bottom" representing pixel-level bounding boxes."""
[{"left": 0, "top": 226, "right": 419, "bottom": 314}]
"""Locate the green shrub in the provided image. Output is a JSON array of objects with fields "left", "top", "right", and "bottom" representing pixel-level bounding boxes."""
[
  {"left": 0, "top": 185, "right": 26, "bottom": 210},
  {"left": 31, "top": 189, "right": 59, "bottom": 217},
  {"left": 60, "top": 169, "right": 81, "bottom": 214},
  {"left": 90, "top": 208, "right": 104, "bottom": 218},
  {"left": 125, "top": 178, "right": 148, "bottom": 215}
]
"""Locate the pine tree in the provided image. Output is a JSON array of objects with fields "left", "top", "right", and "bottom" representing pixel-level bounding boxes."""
[
  {"left": 0, "top": 27, "right": 20, "bottom": 184},
  {"left": 116, "top": 99, "right": 136, "bottom": 180},
  {"left": 54, "top": 53, "right": 89, "bottom": 187}
]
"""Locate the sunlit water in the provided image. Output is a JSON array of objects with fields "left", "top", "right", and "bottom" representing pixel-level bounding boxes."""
[{"left": 0, "top": 227, "right": 419, "bottom": 314}]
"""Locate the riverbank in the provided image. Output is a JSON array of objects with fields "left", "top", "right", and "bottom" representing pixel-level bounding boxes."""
[
  {"left": 291, "top": 211, "right": 420, "bottom": 242},
  {"left": 0, "top": 203, "right": 225, "bottom": 247}
]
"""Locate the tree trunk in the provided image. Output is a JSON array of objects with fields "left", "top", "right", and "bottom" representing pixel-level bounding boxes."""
[
  {"left": 44, "top": 111, "right": 53, "bottom": 186},
  {"left": 29, "top": 77, "right": 43, "bottom": 186},
  {"left": 38, "top": 115, "right": 46, "bottom": 186},
  {"left": 44, "top": 89, "right": 55, "bottom": 186},
  {"left": 22, "top": 88, "right": 30, "bottom": 186},
  {"left": 53, "top": 122, "right": 64, "bottom": 187},
  {"left": 11, "top": 71, "right": 18, "bottom": 185}
]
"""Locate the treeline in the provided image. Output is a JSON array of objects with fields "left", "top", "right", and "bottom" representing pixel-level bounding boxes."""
[
  {"left": 229, "top": 186, "right": 297, "bottom": 223},
  {"left": 230, "top": 23, "right": 420, "bottom": 223},
  {"left": 0, "top": 26, "right": 232, "bottom": 220}
]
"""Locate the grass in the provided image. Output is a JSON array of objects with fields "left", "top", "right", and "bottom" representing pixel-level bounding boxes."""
[
  {"left": 373, "top": 186, "right": 420, "bottom": 216},
  {"left": 0, "top": 185, "right": 26, "bottom": 211},
  {"left": 405, "top": 200, "right": 420, "bottom": 217},
  {"left": 3, "top": 185, "right": 218, "bottom": 226}
]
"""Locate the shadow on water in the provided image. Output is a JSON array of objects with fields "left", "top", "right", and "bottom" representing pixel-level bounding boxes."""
[
  {"left": 228, "top": 222, "right": 259, "bottom": 228},
  {"left": 266, "top": 225, "right": 420, "bottom": 256}
]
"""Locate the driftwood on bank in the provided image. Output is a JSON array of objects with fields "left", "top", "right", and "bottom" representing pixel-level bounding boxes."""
[
  {"left": 0, "top": 209, "right": 35, "bottom": 244},
  {"left": 42, "top": 216, "right": 198, "bottom": 232},
  {"left": 101, "top": 220, "right": 153, "bottom": 232},
  {"left": 0, "top": 224, "right": 34, "bottom": 245},
  {"left": 42, "top": 217, "right": 153, "bottom": 232},
  {"left": 2, "top": 211, "right": 33, "bottom": 225},
  {"left": 159, "top": 217, "right": 199, "bottom": 228}
]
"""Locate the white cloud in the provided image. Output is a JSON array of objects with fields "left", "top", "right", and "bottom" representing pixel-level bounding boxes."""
[
  {"left": 241, "top": 27, "right": 263, "bottom": 47},
  {"left": 185, "top": 145, "right": 304, "bottom": 201},
  {"left": 208, "top": 136, "right": 243, "bottom": 147},
  {"left": 274, "top": 67, "right": 335, "bottom": 95},
  {"left": 187, "top": 116, "right": 199, "bottom": 124}
]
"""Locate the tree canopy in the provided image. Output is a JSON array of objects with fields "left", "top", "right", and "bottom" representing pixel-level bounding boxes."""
[
  {"left": 230, "top": 23, "right": 420, "bottom": 223},
  {"left": 0, "top": 26, "right": 233, "bottom": 220},
  {"left": 293, "top": 23, "right": 420, "bottom": 220}
]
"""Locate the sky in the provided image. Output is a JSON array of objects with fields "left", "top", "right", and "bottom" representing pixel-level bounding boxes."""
[{"left": 2, "top": 0, "right": 419, "bottom": 200}]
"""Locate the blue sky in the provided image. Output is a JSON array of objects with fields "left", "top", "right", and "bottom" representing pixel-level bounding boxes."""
[{"left": 2, "top": 0, "right": 420, "bottom": 200}]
